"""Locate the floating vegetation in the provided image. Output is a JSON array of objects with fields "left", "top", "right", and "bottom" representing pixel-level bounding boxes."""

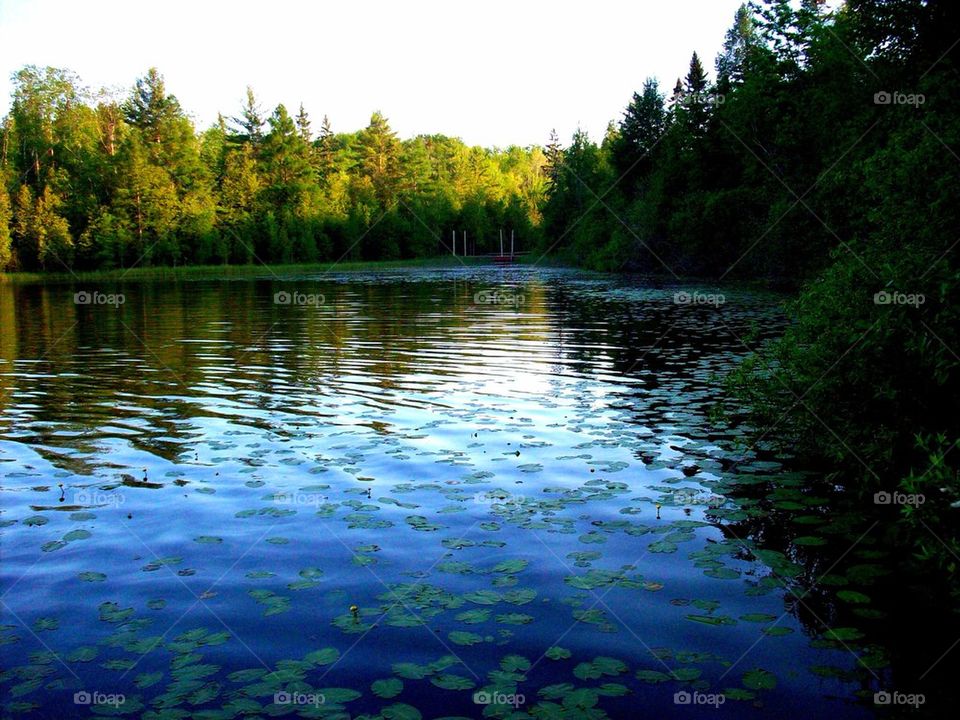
[{"left": 0, "top": 274, "right": 930, "bottom": 718}]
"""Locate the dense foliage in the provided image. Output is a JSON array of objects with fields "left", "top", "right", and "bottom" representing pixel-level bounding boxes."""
[
  {"left": 539, "top": 0, "right": 959, "bottom": 581},
  {"left": 0, "top": 70, "right": 546, "bottom": 271}
]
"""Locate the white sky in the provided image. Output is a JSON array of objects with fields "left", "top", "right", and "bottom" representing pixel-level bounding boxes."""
[{"left": 0, "top": 0, "right": 747, "bottom": 147}]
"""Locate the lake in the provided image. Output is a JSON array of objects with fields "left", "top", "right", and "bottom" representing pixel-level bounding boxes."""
[{"left": 0, "top": 266, "right": 952, "bottom": 718}]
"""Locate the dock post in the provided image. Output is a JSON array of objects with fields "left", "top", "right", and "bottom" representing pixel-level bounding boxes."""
[
  {"left": 452, "top": 230, "right": 456, "bottom": 257},
  {"left": 511, "top": 230, "right": 514, "bottom": 259}
]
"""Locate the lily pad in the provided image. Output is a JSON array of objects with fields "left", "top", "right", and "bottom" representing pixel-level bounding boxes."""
[
  {"left": 743, "top": 668, "right": 777, "bottom": 690},
  {"left": 372, "top": 677, "right": 403, "bottom": 698}
]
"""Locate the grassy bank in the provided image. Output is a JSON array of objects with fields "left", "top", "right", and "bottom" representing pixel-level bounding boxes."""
[{"left": 0, "top": 255, "right": 504, "bottom": 284}]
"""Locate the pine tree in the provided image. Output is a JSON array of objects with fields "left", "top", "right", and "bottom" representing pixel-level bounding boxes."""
[
  {"left": 295, "top": 103, "right": 312, "bottom": 143},
  {"left": 262, "top": 104, "right": 313, "bottom": 208},
  {"left": 615, "top": 78, "right": 666, "bottom": 184},
  {"left": 669, "top": 78, "right": 685, "bottom": 109},
  {"left": 233, "top": 86, "right": 265, "bottom": 145},
  {"left": 682, "top": 53, "right": 712, "bottom": 137},
  {"left": 316, "top": 114, "right": 336, "bottom": 180},
  {"left": 752, "top": 0, "right": 805, "bottom": 70},
  {"left": 357, "top": 111, "right": 401, "bottom": 203},
  {"left": 544, "top": 129, "right": 563, "bottom": 189},
  {"left": 685, "top": 52, "right": 709, "bottom": 95},
  {"left": 717, "top": 4, "right": 758, "bottom": 90},
  {"left": 125, "top": 68, "right": 182, "bottom": 144}
]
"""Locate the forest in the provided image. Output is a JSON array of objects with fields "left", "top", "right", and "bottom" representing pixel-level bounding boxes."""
[
  {"left": 0, "top": 73, "right": 546, "bottom": 271},
  {"left": 1, "top": 0, "right": 958, "bottom": 580}
]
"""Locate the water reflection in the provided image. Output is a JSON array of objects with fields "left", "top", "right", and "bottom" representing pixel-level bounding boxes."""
[{"left": 0, "top": 268, "right": 955, "bottom": 718}]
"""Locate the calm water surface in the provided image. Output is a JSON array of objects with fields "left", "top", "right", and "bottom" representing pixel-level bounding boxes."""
[{"left": 0, "top": 267, "right": 953, "bottom": 718}]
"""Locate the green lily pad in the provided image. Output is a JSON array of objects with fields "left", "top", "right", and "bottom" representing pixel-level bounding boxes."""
[
  {"left": 743, "top": 668, "right": 777, "bottom": 690},
  {"left": 463, "top": 590, "right": 500, "bottom": 605},
  {"left": 636, "top": 670, "right": 671, "bottom": 683},
  {"left": 823, "top": 627, "right": 864, "bottom": 642},
  {"left": 305, "top": 647, "right": 340, "bottom": 665},
  {"left": 372, "top": 677, "right": 403, "bottom": 698},
  {"left": 448, "top": 631, "right": 484, "bottom": 646},
  {"left": 381, "top": 703, "right": 422, "bottom": 720},
  {"left": 66, "top": 646, "right": 98, "bottom": 662},
  {"left": 134, "top": 671, "right": 164, "bottom": 688},
  {"left": 430, "top": 673, "right": 475, "bottom": 690},
  {"left": 63, "top": 529, "right": 91, "bottom": 541}
]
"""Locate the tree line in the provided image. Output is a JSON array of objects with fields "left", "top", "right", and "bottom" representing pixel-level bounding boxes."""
[
  {"left": 539, "top": 0, "right": 957, "bottom": 588},
  {"left": 0, "top": 70, "right": 546, "bottom": 271}
]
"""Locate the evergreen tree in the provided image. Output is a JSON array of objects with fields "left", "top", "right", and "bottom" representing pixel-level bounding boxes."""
[
  {"left": 125, "top": 68, "right": 182, "bottom": 144},
  {"left": 614, "top": 78, "right": 666, "bottom": 185},
  {"left": 295, "top": 103, "right": 312, "bottom": 143},
  {"left": 357, "top": 111, "right": 401, "bottom": 204},
  {"left": 233, "top": 86, "right": 265, "bottom": 145},
  {"left": 315, "top": 114, "right": 337, "bottom": 180},
  {"left": 717, "top": 4, "right": 757, "bottom": 90},
  {"left": 669, "top": 78, "right": 685, "bottom": 109},
  {"left": 262, "top": 104, "right": 313, "bottom": 209},
  {"left": 544, "top": 129, "right": 563, "bottom": 189}
]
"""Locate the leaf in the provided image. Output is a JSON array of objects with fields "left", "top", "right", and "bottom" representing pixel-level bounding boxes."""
[
  {"left": 305, "top": 647, "right": 340, "bottom": 666},
  {"left": 836, "top": 590, "right": 871, "bottom": 604},
  {"left": 448, "top": 631, "right": 484, "bottom": 646},
  {"left": 381, "top": 702, "right": 422, "bottom": 720},
  {"left": 636, "top": 670, "right": 671, "bottom": 683},
  {"left": 372, "top": 678, "right": 403, "bottom": 698},
  {"left": 430, "top": 673, "right": 475, "bottom": 690},
  {"left": 463, "top": 590, "right": 500, "bottom": 605},
  {"left": 134, "top": 672, "right": 164, "bottom": 688},
  {"left": 685, "top": 614, "right": 736, "bottom": 626},
  {"left": 823, "top": 627, "right": 864, "bottom": 642},
  {"left": 743, "top": 668, "right": 777, "bottom": 690},
  {"left": 500, "top": 655, "right": 531, "bottom": 672}
]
